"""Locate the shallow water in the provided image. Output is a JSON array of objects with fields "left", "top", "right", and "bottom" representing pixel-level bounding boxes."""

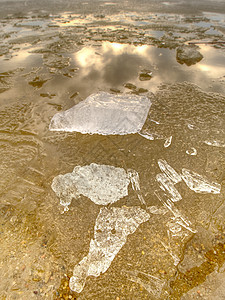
[{"left": 0, "top": 2, "right": 225, "bottom": 299}]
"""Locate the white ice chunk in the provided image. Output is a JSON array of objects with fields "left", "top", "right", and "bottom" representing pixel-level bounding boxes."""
[
  {"left": 158, "top": 159, "right": 182, "bottom": 184},
  {"left": 51, "top": 163, "right": 130, "bottom": 210},
  {"left": 186, "top": 147, "right": 197, "bottom": 155},
  {"left": 156, "top": 173, "right": 182, "bottom": 202},
  {"left": 187, "top": 124, "right": 194, "bottom": 130},
  {"left": 182, "top": 169, "right": 221, "bottom": 194},
  {"left": 69, "top": 207, "right": 150, "bottom": 293},
  {"left": 49, "top": 92, "right": 152, "bottom": 135},
  {"left": 204, "top": 140, "right": 225, "bottom": 148},
  {"left": 139, "top": 132, "right": 154, "bottom": 140},
  {"left": 164, "top": 136, "right": 172, "bottom": 148}
]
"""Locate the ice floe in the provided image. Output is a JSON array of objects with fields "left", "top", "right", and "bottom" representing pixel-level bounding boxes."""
[
  {"left": 49, "top": 91, "right": 152, "bottom": 135},
  {"left": 69, "top": 207, "right": 150, "bottom": 293}
]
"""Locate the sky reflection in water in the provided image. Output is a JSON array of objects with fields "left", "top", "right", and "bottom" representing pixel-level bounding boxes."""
[{"left": 67, "top": 42, "right": 225, "bottom": 96}]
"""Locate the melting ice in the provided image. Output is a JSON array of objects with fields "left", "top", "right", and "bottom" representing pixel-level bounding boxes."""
[
  {"left": 69, "top": 207, "right": 150, "bottom": 293},
  {"left": 49, "top": 92, "right": 152, "bottom": 135}
]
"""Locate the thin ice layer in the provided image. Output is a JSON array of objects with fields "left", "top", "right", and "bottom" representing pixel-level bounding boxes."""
[
  {"left": 156, "top": 173, "right": 182, "bottom": 202},
  {"left": 158, "top": 159, "right": 182, "bottom": 184},
  {"left": 51, "top": 164, "right": 130, "bottom": 209},
  {"left": 69, "top": 207, "right": 150, "bottom": 293},
  {"left": 182, "top": 169, "right": 221, "bottom": 194},
  {"left": 49, "top": 92, "right": 152, "bottom": 135}
]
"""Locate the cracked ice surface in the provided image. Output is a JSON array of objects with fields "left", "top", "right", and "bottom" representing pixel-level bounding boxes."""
[
  {"left": 49, "top": 92, "right": 152, "bottom": 135},
  {"left": 69, "top": 207, "right": 150, "bottom": 293},
  {"left": 158, "top": 159, "right": 182, "bottom": 184},
  {"left": 51, "top": 163, "right": 131, "bottom": 210},
  {"left": 182, "top": 169, "right": 221, "bottom": 194},
  {"left": 156, "top": 173, "right": 182, "bottom": 202}
]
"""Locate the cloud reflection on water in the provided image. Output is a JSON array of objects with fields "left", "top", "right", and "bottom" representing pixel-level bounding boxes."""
[{"left": 70, "top": 42, "right": 225, "bottom": 96}]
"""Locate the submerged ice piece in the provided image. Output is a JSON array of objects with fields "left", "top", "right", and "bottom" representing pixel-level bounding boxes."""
[
  {"left": 156, "top": 159, "right": 182, "bottom": 202},
  {"left": 182, "top": 169, "right": 221, "bottom": 194},
  {"left": 156, "top": 173, "right": 182, "bottom": 202},
  {"left": 69, "top": 207, "right": 150, "bottom": 293},
  {"left": 51, "top": 163, "right": 130, "bottom": 210},
  {"left": 158, "top": 159, "right": 182, "bottom": 184},
  {"left": 49, "top": 92, "right": 152, "bottom": 134}
]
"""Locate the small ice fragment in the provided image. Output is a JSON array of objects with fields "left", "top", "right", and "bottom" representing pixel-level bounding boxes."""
[
  {"left": 156, "top": 173, "right": 182, "bottom": 202},
  {"left": 187, "top": 124, "right": 194, "bottom": 130},
  {"left": 51, "top": 164, "right": 130, "bottom": 208},
  {"left": 182, "top": 169, "right": 221, "bottom": 194},
  {"left": 49, "top": 92, "right": 152, "bottom": 135},
  {"left": 158, "top": 159, "right": 182, "bottom": 184},
  {"left": 186, "top": 147, "right": 197, "bottom": 155},
  {"left": 139, "top": 132, "right": 154, "bottom": 140},
  {"left": 150, "top": 119, "right": 160, "bottom": 125},
  {"left": 164, "top": 136, "right": 172, "bottom": 148},
  {"left": 69, "top": 207, "right": 150, "bottom": 293},
  {"left": 128, "top": 169, "right": 147, "bottom": 206},
  {"left": 204, "top": 140, "right": 225, "bottom": 148}
]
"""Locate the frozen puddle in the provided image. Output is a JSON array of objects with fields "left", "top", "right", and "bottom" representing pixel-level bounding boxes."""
[
  {"left": 51, "top": 163, "right": 148, "bottom": 211},
  {"left": 49, "top": 92, "right": 152, "bottom": 135},
  {"left": 69, "top": 207, "right": 150, "bottom": 293}
]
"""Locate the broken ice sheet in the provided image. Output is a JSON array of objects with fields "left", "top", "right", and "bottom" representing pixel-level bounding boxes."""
[
  {"left": 158, "top": 159, "right": 182, "bottom": 184},
  {"left": 69, "top": 207, "right": 150, "bottom": 293},
  {"left": 51, "top": 163, "right": 131, "bottom": 210},
  {"left": 49, "top": 92, "right": 152, "bottom": 135},
  {"left": 156, "top": 173, "right": 182, "bottom": 202},
  {"left": 182, "top": 169, "right": 221, "bottom": 194}
]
